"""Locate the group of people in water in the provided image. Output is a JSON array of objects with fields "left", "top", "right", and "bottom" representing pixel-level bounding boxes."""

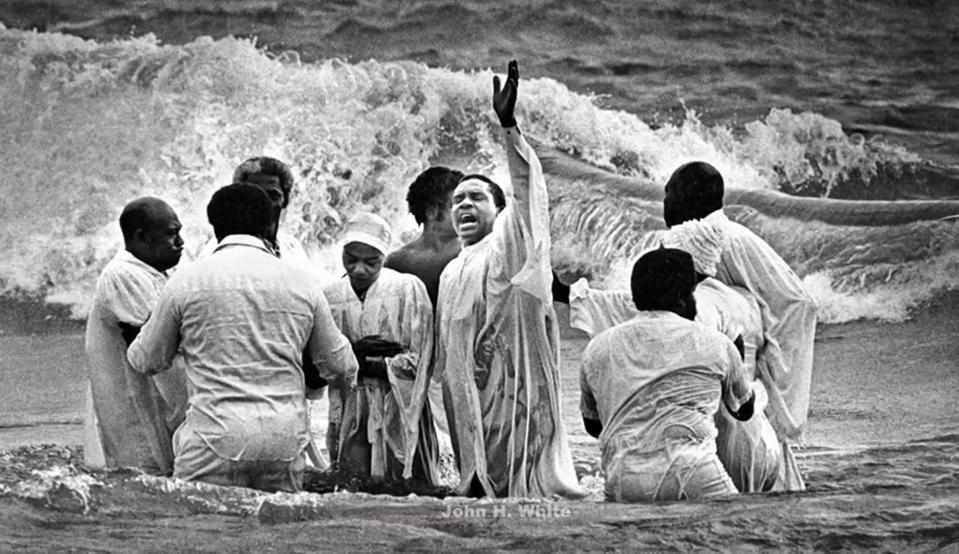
[{"left": 84, "top": 61, "right": 817, "bottom": 502}]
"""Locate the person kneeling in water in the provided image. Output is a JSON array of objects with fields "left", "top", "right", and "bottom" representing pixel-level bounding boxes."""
[{"left": 579, "top": 248, "right": 755, "bottom": 502}]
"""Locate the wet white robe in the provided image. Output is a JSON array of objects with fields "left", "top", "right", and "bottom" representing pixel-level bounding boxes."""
[
  {"left": 324, "top": 269, "right": 439, "bottom": 482},
  {"left": 84, "top": 249, "right": 187, "bottom": 474},
  {"left": 708, "top": 210, "right": 817, "bottom": 444},
  {"left": 435, "top": 127, "right": 584, "bottom": 498},
  {"left": 570, "top": 277, "right": 805, "bottom": 492},
  {"left": 580, "top": 311, "right": 753, "bottom": 502}
]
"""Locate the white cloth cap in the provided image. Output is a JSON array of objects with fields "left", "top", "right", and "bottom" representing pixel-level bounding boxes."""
[
  {"left": 341, "top": 212, "right": 393, "bottom": 256},
  {"left": 659, "top": 216, "right": 729, "bottom": 276}
]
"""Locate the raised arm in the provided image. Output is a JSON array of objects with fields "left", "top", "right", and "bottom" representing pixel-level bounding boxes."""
[{"left": 491, "top": 61, "right": 553, "bottom": 302}]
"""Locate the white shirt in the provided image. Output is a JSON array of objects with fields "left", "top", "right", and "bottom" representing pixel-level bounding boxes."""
[
  {"left": 85, "top": 249, "right": 186, "bottom": 472},
  {"left": 580, "top": 311, "right": 752, "bottom": 466},
  {"left": 127, "top": 235, "right": 357, "bottom": 462}
]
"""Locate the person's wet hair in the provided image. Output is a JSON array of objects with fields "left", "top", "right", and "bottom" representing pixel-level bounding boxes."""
[
  {"left": 233, "top": 157, "right": 295, "bottom": 208},
  {"left": 406, "top": 167, "right": 464, "bottom": 224},
  {"left": 207, "top": 183, "right": 274, "bottom": 240},
  {"left": 664, "top": 161, "right": 724, "bottom": 226},
  {"left": 631, "top": 247, "right": 697, "bottom": 312},
  {"left": 458, "top": 173, "right": 507, "bottom": 210}
]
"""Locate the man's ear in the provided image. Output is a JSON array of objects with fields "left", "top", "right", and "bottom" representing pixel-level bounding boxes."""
[
  {"left": 132, "top": 228, "right": 149, "bottom": 248},
  {"left": 425, "top": 205, "right": 440, "bottom": 222}
]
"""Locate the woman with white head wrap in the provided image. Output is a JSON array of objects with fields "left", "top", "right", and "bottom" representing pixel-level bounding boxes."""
[{"left": 323, "top": 212, "right": 441, "bottom": 484}]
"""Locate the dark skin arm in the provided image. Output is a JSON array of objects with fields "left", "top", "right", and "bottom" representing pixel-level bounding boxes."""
[
  {"left": 353, "top": 336, "right": 404, "bottom": 381},
  {"left": 302, "top": 350, "right": 328, "bottom": 390},
  {"left": 733, "top": 335, "right": 745, "bottom": 360},
  {"left": 118, "top": 322, "right": 141, "bottom": 346},
  {"left": 583, "top": 417, "right": 603, "bottom": 439},
  {"left": 726, "top": 390, "right": 756, "bottom": 421}
]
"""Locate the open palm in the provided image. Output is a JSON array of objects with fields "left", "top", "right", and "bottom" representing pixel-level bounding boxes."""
[{"left": 493, "top": 60, "right": 519, "bottom": 128}]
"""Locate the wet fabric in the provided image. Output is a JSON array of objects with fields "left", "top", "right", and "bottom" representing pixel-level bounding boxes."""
[
  {"left": 127, "top": 235, "right": 357, "bottom": 482},
  {"left": 580, "top": 311, "right": 752, "bottom": 502},
  {"left": 323, "top": 268, "right": 440, "bottom": 483},
  {"left": 707, "top": 210, "right": 817, "bottom": 443},
  {"left": 172, "top": 420, "right": 307, "bottom": 492},
  {"left": 199, "top": 231, "right": 320, "bottom": 279},
  {"left": 199, "top": 230, "right": 334, "bottom": 465},
  {"left": 570, "top": 278, "right": 806, "bottom": 492},
  {"left": 434, "top": 128, "right": 584, "bottom": 498},
  {"left": 84, "top": 249, "right": 187, "bottom": 474}
]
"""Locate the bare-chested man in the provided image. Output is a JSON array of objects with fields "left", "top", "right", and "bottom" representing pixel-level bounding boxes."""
[{"left": 385, "top": 167, "right": 464, "bottom": 307}]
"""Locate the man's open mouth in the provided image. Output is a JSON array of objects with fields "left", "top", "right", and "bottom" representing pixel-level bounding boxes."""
[{"left": 459, "top": 213, "right": 477, "bottom": 224}]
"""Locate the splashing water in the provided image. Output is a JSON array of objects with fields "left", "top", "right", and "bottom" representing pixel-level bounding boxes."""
[{"left": 0, "top": 27, "right": 955, "bottom": 322}]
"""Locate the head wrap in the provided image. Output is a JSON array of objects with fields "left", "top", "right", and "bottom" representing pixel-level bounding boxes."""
[
  {"left": 659, "top": 215, "right": 729, "bottom": 276},
  {"left": 341, "top": 212, "right": 393, "bottom": 257}
]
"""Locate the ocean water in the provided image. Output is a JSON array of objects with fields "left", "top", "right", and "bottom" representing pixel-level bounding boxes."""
[{"left": 1, "top": 1, "right": 957, "bottom": 549}]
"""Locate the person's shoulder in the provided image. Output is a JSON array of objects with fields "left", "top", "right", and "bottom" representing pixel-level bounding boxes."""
[{"left": 321, "top": 276, "right": 352, "bottom": 301}]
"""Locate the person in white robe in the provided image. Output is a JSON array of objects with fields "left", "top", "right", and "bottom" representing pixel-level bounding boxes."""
[
  {"left": 84, "top": 197, "right": 188, "bottom": 474},
  {"left": 324, "top": 213, "right": 440, "bottom": 484},
  {"left": 580, "top": 248, "right": 755, "bottom": 502},
  {"left": 665, "top": 161, "right": 815, "bottom": 477},
  {"left": 127, "top": 184, "right": 356, "bottom": 492},
  {"left": 434, "top": 61, "right": 584, "bottom": 498},
  {"left": 568, "top": 204, "right": 807, "bottom": 492},
  {"left": 198, "top": 157, "right": 334, "bottom": 468}
]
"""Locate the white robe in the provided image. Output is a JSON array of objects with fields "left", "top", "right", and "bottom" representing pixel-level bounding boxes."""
[
  {"left": 709, "top": 210, "right": 817, "bottom": 444},
  {"left": 324, "top": 268, "right": 439, "bottom": 482},
  {"left": 569, "top": 277, "right": 805, "bottom": 492},
  {"left": 84, "top": 250, "right": 187, "bottom": 474},
  {"left": 435, "top": 128, "right": 584, "bottom": 498}
]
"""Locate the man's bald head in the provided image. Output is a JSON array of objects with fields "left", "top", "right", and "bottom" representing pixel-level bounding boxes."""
[
  {"left": 120, "top": 197, "right": 183, "bottom": 272},
  {"left": 663, "top": 161, "right": 724, "bottom": 227}
]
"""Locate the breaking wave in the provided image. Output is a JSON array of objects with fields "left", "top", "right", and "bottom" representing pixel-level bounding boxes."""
[{"left": 0, "top": 27, "right": 956, "bottom": 323}]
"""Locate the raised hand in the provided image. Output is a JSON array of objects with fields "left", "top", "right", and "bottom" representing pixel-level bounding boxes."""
[{"left": 492, "top": 60, "right": 519, "bottom": 128}]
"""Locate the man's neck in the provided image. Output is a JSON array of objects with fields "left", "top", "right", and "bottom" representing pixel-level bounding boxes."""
[
  {"left": 419, "top": 221, "right": 460, "bottom": 250},
  {"left": 125, "top": 246, "right": 164, "bottom": 274}
]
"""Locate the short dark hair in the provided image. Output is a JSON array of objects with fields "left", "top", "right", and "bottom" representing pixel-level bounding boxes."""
[
  {"left": 406, "top": 167, "right": 464, "bottom": 224},
  {"left": 458, "top": 173, "right": 507, "bottom": 211},
  {"left": 631, "top": 247, "right": 696, "bottom": 311},
  {"left": 233, "top": 157, "right": 295, "bottom": 208},
  {"left": 119, "top": 200, "right": 153, "bottom": 242},
  {"left": 664, "top": 162, "right": 724, "bottom": 225},
  {"left": 207, "top": 183, "right": 274, "bottom": 240},
  {"left": 119, "top": 197, "right": 167, "bottom": 242}
]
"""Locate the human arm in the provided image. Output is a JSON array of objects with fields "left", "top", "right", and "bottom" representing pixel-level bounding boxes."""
[
  {"left": 352, "top": 336, "right": 405, "bottom": 381},
  {"left": 305, "top": 291, "right": 359, "bottom": 388},
  {"left": 126, "top": 286, "right": 181, "bottom": 375},
  {"left": 720, "top": 339, "right": 755, "bottom": 421},
  {"left": 580, "top": 341, "right": 604, "bottom": 438},
  {"left": 568, "top": 278, "right": 638, "bottom": 338},
  {"left": 488, "top": 61, "right": 554, "bottom": 304}
]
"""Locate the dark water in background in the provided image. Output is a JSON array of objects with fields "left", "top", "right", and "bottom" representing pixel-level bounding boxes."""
[
  {"left": 3, "top": 0, "right": 958, "bottom": 169},
  {"left": 1, "top": 1, "right": 958, "bottom": 549}
]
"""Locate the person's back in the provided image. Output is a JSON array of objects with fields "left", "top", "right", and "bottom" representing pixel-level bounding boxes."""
[
  {"left": 128, "top": 184, "right": 357, "bottom": 492},
  {"left": 582, "top": 312, "right": 749, "bottom": 502},
  {"left": 579, "top": 248, "right": 753, "bottom": 503},
  {"left": 386, "top": 238, "right": 461, "bottom": 307},
  {"left": 167, "top": 240, "right": 322, "bottom": 459},
  {"left": 385, "top": 166, "right": 464, "bottom": 307}
]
